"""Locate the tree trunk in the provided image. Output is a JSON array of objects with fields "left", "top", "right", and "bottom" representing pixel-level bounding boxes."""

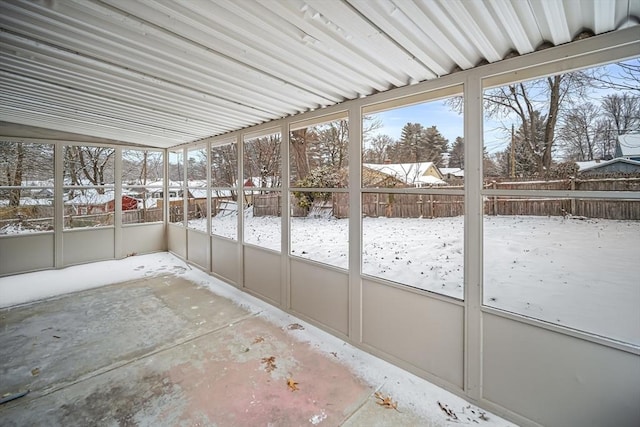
[{"left": 8, "top": 142, "right": 24, "bottom": 207}]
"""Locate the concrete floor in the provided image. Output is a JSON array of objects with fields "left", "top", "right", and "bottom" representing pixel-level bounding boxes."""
[{"left": 0, "top": 273, "right": 446, "bottom": 426}]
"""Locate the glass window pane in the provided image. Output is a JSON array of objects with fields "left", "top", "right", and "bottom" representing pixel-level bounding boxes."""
[
  {"left": 168, "top": 150, "right": 184, "bottom": 187},
  {"left": 483, "top": 197, "right": 640, "bottom": 345},
  {"left": 211, "top": 191, "right": 238, "bottom": 240},
  {"left": 0, "top": 142, "right": 54, "bottom": 185},
  {"left": 211, "top": 142, "right": 238, "bottom": 187},
  {"left": 121, "top": 188, "right": 163, "bottom": 224},
  {"left": 243, "top": 133, "right": 281, "bottom": 188},
  {"left": 290, "top": 118, "right": 349, "bottom": 186},
  {"left": 186, "top": 185, "right": 207, "bottom": 231},
  {"left": 64, "top": 189, "right": 115, "bottom": 229},
  {"left": 483, "top": 58, "right": 640, "bottom": 182},
  {"left": 243, "top": 190, "right": 281, "bottom": 251},
  {"left": 63, "top": 145, "right": 115, "bottom": 186},
  {"left": 363, "top": 97, "right": 463, "bottom": 189},
  {"left": 122, "top": 150, "right": 164, "bottom": 186},
  {"left": 362, "top": 193, "right": 464, "bottom": 298},
  {"left": 290, "top": 191, "right": 348, "bottom": 269},
  {"left": 187, "top": 146, "right": 207, "bottom": 183},
  {"left": 0, "top": 193, "right": 54, "bottom": 234}
]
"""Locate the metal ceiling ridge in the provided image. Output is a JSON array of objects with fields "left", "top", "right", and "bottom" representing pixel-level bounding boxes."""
[
  {"left": 1, "top": 31, "right": 282, "bottom": 121},
  {"left": 187, "top": 25, "right": 640, "bottom": 151},
  {"left": 8, "top": 0, "right": 334, "bottom": 106}
]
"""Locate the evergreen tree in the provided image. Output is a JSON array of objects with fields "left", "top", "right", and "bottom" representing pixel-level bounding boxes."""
[{"left": 449, "top": 137, "right": 464, "bottom": 168}]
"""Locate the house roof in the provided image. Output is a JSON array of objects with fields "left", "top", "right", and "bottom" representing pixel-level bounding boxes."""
[
  {"left": 577, "top": 157, "right": 640, "bottom": 172},
  {"left": 440, "top": 168, "right": 465, "bottom": 178},
  {"left": 363, "top": 162, "right": 446, "bottom": 186},
  {"left": 617, "top": 133, "right": 640, "bottom": 157},
  {"left": 1, "top": 1, "right": 637, "bottom": 148}
]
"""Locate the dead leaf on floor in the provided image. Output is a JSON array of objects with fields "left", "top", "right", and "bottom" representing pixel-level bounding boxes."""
[
  {"left": 374, "top": 391, "right": 399, "bottom": 411},
  {"left": 261, "top": 356, "right": 277, "bottom": 373},
  {"left": 437, "top": 401, "right": 458, "bottom": 420},
  {"left": 287, "top": 323, "right": 305, "bottom": 330},
  {"left": 287, "top": 377, "right": 299, "bottom": 391},
  {"left": 253, "top": 336, "right": 265, "bottom": 344},
  {"left": 31, "top": 368, "right": 40, "bottom": 377}
]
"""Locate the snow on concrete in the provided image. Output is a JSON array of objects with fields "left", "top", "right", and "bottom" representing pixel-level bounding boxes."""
[
  {"left": 1, "top": 214, "right": 638, "bottom": 421},
  {"left": 0, "top": 252, "right": 182, "bottom": 308}
]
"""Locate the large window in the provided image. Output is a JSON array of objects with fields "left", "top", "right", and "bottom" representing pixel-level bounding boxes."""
[
  {"left": 211, "top": 140, "right": 238, "bottom": 240},
  {"left": 243, "top": 131, "right": 281, "bottom": 251},
  {"left": 482, "top": 58, "right": 640, "bottom": 345},
  {"left": 186, "top": 146, "right": 208, "bottom": 231},
  {"left": 168, "top": 149, "right": 184, "bottom": 225},
  {"left": 0, "top": 141, "right": 54, "bottom": 234},
  {"left": 122, "top": 149, "right": 164, "bottom": 224},
  {"left": 290, "top": 114, "right": 349, "bottom": 268},
  {"left": 63, "top": 145, "right": 115, "bottom": 229},
  {"left": 361, "top": 90, "right": 465, "bottom": 298}
]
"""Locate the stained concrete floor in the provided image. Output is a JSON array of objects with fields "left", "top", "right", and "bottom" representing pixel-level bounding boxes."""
[{"left": 0, "top": 273, "right": 447, "bottom": 426}]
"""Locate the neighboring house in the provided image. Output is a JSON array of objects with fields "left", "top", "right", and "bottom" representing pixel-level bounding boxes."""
[
  {"left": 614, "top": 133, "right": 640, "bottom": 161},
  {"left": 576, "top": 158, "right": 640, "bottom": 175},
  {"left": 362, "top": 162, "right": 447, "bottom": 187},
  {"left": 440, "top": 167, "right": 464, "bottom": 182},
  {"left": 65, "top": 191, "right": 138, "bottom": 215}
]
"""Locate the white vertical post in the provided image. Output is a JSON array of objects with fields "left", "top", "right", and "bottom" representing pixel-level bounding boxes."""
[
  {"left": 183, "top": 146, "right": 188, "bottom": 259},
  {"left": 237, "top": 134, "right": 245, "bottom": 288},
  {"left": 206, "top": 142, "right": 212, "bottom": 272},
  {"left": 114, "top": 147, "right": 123, "bottom": 259},
  {"left": 348, "top": 105, "right": 363, "bottom": 341},
  {"left": 464, "top": 72, "right": 484, "bottom": 401},
  {"left": 281, "top": 123, "right": 291, "bottom": 309},
  {"left": 163, "top": 148, "right": 169, "bottom": 251},
  {"left": 54, "top": 142, "right": 64, "bottom": 268}
]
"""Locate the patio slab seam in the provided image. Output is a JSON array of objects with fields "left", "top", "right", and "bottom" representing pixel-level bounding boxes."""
[{"left": 5, "top": 310, "right": 262, "bottom": 407}]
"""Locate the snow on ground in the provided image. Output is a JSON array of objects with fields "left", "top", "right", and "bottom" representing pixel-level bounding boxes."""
[
  {"left": 194, "top": 211, "right": 639, "bottom": 345},
  {"left": 0, "top": 252, "right": 184, "bottom": 308},
  {"left": 0, "top": 252, "right": 514, "bottom": 426}
]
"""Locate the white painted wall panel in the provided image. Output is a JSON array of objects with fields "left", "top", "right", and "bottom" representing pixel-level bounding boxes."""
[
  {"left": 167, "top": 225, "right": 186, "bottom": 260},
  {"left": 187, "top": 229, "right": 209, "bottom": 272},
  {"left": 362, "top": 279, "right": 464, "bottom": 388},
  {"left": 0, "top": 234, "right": 54, "bottom": 276},
  {"left": 63, "top": 228, "right": 114, "bottom": 266},
  {"left": 483, "top": 313, "right": 640, "bottom": 427},
  {"left": 211, "top": 236, "right": 239, "bottom": 285},
  {"left": 121, "top": 224, "right": 165, "bottom": 256},
  {"left": 243, "top": 245, "right": 281, "bottom": 305},
  {"left": 290, "top": 259, "right": 348, "bottom": 336}
]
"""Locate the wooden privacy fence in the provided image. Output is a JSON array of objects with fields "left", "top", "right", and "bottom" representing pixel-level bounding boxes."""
[
  {"left": 122, "top": 208, "right": 163, "bottom": 224},
  {"left": 359, "top": 193, "right": 464, "bottom": 218},
  {"left": 237, "top": 177, "right": 640, "bottom": 220},
  {"left": 251, "top": 193, "right": 281, "bottom": 217},
  {"left": 487, "top": 177, "right": 640, "bottom": 220}
]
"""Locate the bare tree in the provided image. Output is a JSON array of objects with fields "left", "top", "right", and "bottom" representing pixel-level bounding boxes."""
[
  {"left": 591, "top": 59, "right": 640, "bottom": 94},
  {"left": 290, "top": 128, "right": 316, "bottom": 183},
  {"left": 244, "top": 134, "right": 281, "bottom": 188},
  {"left": 64, "top": 146, "right": 115, "bottom": 193},
  {"left": 601, "top": 93, "right": 640, "bottom": 135},
  {"left": 484, "top": 71, "right": 590, "bottom": 176},
  {"left": 363, "top": 134, "right": 395, "bottom": 163},
  {"left": 559, "top": 102, "right": 600, "bottom": 161}
]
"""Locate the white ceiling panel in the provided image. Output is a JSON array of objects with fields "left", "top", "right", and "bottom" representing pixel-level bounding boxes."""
[{"left": 0, "top": 0, "right": 638, "bottom": 148}]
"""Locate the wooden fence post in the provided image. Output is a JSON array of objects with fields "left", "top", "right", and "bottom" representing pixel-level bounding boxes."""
[
  {"left": 570, "top": 176, "right": 576, "bottom": 216},
  {"left": 429, "top": 194, "right": 434, "bottom": 218},
  {"left": 492, "top": 181, "right": 498, "bottom": 215}
]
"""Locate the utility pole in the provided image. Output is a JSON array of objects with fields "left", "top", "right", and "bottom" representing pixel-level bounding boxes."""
[{"left": 510, "top": 123, "right": 515, "bottom": 178}]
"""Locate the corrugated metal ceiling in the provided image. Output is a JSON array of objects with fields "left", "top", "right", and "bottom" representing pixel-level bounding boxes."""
[{"left": 1, "top": 0, "right": 638, "bottom": 148}]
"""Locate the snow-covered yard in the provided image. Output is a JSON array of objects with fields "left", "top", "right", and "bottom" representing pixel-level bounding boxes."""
[{"left": 197, "top": 212, "right": 640, "bottom": 346}]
